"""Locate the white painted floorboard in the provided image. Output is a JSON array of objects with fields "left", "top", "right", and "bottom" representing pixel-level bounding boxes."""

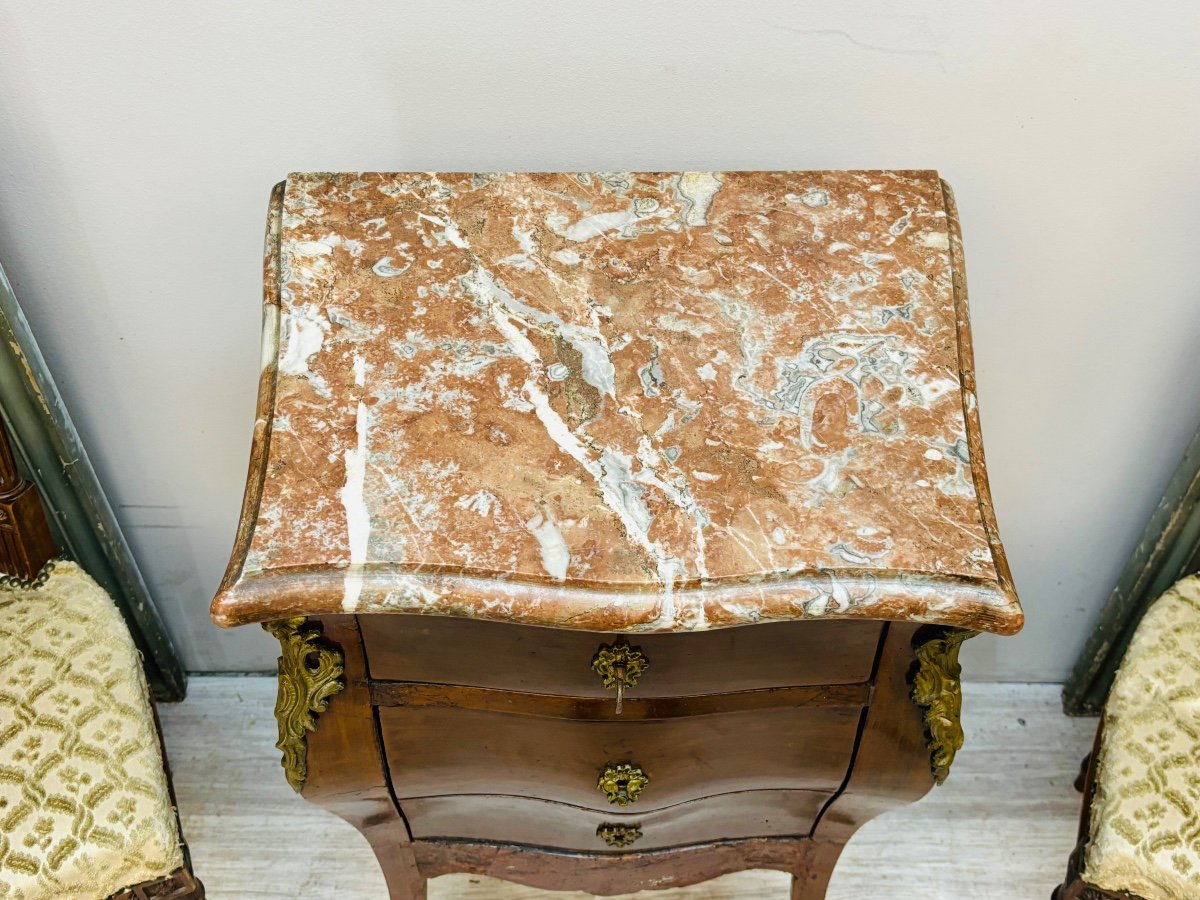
[{"left": 159, "top": 678, "right": 1094, "bottom": 899}]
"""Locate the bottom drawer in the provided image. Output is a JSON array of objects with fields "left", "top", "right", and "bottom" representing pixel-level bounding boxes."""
[{"left": 403, "top": 790, "right": 830, "bottom": 853}]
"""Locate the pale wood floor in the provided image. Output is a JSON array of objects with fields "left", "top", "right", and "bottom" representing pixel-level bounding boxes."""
[{"left": 159, "top": 679, "right": 1093, "bottom": 899}]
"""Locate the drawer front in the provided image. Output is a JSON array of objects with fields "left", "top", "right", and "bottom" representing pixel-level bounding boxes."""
[
  {"left": 379, "top": 704, "right": 861, "bottom": 812},
  {"left": 404, "top": 790, "right": 829, "bottom": 852},
  {"left": 362, "top": 617, "right": 881, "bottom": 697}
]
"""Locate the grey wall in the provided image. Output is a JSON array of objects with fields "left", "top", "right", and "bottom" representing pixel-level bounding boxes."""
[{"left": 1, "top": 1, "right": 1197, "bottom": 679}]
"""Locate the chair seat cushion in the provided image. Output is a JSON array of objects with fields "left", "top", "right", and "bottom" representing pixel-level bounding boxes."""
[
  {"left": 0, "top": 562, "right": 183, "bottom": 899},
  {"left": 1085, "top": 573, "right": 1200, "bottom": 900}
]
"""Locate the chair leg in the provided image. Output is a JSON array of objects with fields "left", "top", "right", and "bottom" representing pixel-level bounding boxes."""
[{"left": 1074, "top": 752, "right": 1092, "bottom": 793}]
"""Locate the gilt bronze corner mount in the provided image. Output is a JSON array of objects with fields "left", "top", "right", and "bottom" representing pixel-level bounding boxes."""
[
  {"left": 911, "top": 627, "right": 976, "bottom": 785},
  {"left": 263, "top": 616, "right": 345, "bottom": 792}
]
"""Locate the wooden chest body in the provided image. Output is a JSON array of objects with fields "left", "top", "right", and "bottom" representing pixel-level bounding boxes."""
[{"left": 287, "top": 613, "right": 946, "bottom": 899}]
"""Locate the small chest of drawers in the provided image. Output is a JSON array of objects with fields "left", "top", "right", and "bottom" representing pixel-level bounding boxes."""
[
  {"left": 213, "top": 170, "right": 1022, "bottom": 898},
  {"left": 369, "top": 618, "right": 873, "bottom": 852}
]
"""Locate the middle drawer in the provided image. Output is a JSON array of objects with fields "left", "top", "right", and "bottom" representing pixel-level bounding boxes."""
[{"left": 378, "top": 703, "right": 862, "bottom": 813}]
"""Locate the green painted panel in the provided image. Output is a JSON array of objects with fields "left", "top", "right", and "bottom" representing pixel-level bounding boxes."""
[
  {"left": 0, "top": 264, "right": 185, "bottom": 700},
  {"left": 1063, "top": 423, "right": 1200, "bottom": 715}
]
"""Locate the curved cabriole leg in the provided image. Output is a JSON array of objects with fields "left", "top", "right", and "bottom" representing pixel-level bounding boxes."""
[
  {"left": 286, "top": 616, "right": 425, "bottom": 900},
  {"left": 790, "top": 841, "right": 845, "bottom": 899},
  {"left": 811, "top": 623, "right": 937, "bottom": 845},
  {"left": 370, "top": 842, "right": 426, "bottom": 900}
]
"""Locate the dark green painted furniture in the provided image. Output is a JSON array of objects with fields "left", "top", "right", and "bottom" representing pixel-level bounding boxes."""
[
  {"left": 0, "top": 263, "right": 185, "bottom": 700},
  {"left": 1064, "top": 423, "right": 1200, "bottom": 715}
]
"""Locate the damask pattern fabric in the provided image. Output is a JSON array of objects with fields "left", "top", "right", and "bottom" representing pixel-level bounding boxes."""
[
  {"left": 1085, "top": 574, "right": 1200, "bottom": 900},
  {"left": 0, "top": 562, "right": 182, "bottom": 899}
]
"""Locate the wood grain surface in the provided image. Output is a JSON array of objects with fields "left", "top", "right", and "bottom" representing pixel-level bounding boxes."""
[
  {"left": 159, "top": 678, "right": 1092, "bottom": 899},
  {"left": 405, "top": 790, "right": 831, "bottom": 853},
  {"left": 379, "top": 703, "right": 860, "bottom": 811},
  {"left": 369, "top": 681, "right": 871, "bottom": 718},
  {"left": 362, "top": 617, "right": 882, "bottom": 697}
]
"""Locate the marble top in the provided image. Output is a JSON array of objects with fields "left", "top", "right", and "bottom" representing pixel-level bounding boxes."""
[{"left": 212, "top": 171, "right": 1022, "bottom": 635}]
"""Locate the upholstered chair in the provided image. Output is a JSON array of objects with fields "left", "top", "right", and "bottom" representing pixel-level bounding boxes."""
[
  {"left": 0, "top": 418, "right": 203, "bottom": 898},
  {"left": 1056, "top": 574, "right": 1200, "bottom": 900}
]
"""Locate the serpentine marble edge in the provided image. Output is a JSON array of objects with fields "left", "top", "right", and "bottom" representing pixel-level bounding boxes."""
[{"left": 212, "top": 171, "right": 1022, "bottom": 636}]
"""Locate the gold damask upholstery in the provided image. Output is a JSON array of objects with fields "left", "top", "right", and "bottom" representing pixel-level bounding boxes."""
[
  {"left": 0, "top": 562, "right": 182, "bottom": 899},
  {"left": 1084, "top": 574, "right": 1200, "bottom": 899}
]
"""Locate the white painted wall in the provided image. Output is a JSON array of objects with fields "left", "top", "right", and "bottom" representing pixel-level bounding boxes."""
[{"left": 1, "top": 2, "right": 1197, "bottom": 678}]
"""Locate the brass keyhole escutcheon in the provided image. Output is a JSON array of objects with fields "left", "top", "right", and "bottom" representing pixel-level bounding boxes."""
[
  {"left": 598, "top": 763, "right": 649, "bottom": 807},
  {"left": 597, "top": 823, "right": 642, "bottom": 848},
  {"left": 591, "top": 641, "right": 648, "bottom": 715}
]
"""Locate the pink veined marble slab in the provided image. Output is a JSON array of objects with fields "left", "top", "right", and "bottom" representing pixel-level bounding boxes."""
[{"left": 211, "top": 171, "right": 1022, "bottom": 636}]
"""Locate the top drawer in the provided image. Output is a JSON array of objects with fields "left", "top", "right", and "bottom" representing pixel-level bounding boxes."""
[{"left": 361, "top": 616, "right": 881, "bottom": 697}]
